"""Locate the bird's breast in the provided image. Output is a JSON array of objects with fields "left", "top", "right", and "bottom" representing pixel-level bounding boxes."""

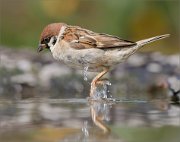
[{"left": 52, "top": 44, "right": 106, "bottom": 72}]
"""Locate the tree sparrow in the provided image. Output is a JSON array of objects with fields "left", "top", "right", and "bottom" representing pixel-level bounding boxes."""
[{"left": 38, "top": 23, "right": 169, "bottom": 96}]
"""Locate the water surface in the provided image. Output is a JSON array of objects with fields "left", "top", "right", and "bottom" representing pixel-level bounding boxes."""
[{"left": 0, "top": 98, "right": 179, "bottom": 142}]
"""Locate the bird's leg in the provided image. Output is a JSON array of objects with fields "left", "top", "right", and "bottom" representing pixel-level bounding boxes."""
[
  {"left": 90, "top": 67, "right": 109, "bottom": 97},
  {"left": 95, "top": 78, "right": 110, "bottom": 86}
]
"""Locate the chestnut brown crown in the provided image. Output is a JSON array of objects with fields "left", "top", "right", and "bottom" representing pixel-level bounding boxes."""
[{"left": 38, "top": 23, "right": 66, "bottom": 52}]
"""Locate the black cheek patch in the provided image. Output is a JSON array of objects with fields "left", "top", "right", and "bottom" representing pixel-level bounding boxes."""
[{"left": 52, "top": 37, "right": 57, "bottom": 45}]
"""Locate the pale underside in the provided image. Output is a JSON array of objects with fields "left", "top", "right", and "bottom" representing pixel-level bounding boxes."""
[{"left": 51, "top": 40, "right": 138, "bottom": 72}]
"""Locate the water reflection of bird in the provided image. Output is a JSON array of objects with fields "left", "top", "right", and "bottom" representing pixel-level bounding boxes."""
[
  {"left": 38, "top": 23, "right": 169, "bottom": 97},
  {"left": 90, "top": 101, "right": 111, "bottom": 134}
]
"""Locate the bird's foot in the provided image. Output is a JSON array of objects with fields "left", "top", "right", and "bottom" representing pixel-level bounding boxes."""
[{"left": 89, "top": 78, "right": 111, "bottom": 99}]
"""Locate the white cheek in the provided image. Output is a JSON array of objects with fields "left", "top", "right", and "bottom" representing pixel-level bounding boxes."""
[
  {"left": 50, "top": 45, "right": 55, "bottom": 52},
  {"left": 48, "top": 37, "right": 57, "bottom": 52}
]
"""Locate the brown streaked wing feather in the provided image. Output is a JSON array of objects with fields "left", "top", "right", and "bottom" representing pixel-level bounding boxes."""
[
  {"left": 63, "top": 26, "right": 97, "bottom": 49},
  {"left": 94, "top": 33, "right": 137, "bottom": 48},
  {"left": 63, "top": 26, "right": 136, "bottom": 49}
]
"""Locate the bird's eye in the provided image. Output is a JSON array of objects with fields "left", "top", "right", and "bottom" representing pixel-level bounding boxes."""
[{"left": 44, "top": 37, "right": 50, "bottom": 43}]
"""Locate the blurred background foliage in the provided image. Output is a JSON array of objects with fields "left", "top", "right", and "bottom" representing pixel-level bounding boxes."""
[{"left": 0, "top": 0, "right": 179, "bottom": 54}]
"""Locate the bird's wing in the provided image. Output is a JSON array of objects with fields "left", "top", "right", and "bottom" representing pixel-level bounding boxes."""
[{"left": 62, "top": 26, "right": 136, "bottom": 49}]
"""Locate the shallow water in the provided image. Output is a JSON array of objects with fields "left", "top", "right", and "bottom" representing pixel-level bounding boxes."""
[{"left": 0, "top": 97, "right": 179, "bottom": 142}]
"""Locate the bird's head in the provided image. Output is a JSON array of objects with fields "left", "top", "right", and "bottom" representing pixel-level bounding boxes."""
[{"left": 38, "top": 23, "right": 66, "bottom": 52}]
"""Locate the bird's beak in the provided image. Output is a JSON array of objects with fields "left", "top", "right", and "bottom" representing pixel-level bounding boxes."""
[{"left": 38, "top": 44, "right": 46, "bottom": 52}]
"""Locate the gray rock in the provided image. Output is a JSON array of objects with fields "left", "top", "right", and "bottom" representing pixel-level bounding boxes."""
[
  {"left": 39, "top": 63, "right": 71, "bottom": 87},
  {"left": 16, "top": 59, "right": 32, "bottom": 72},
  {"left": 166, "top": 54, "right": 179, "bottom": 66},
  {"left": 127, "top": 54, "right": 147, "bottom": 67},
  {"left": 150, "top": 52, "right": 166, "bottom": 63},
  {"left": 11, "top": 73, "right": 37, "bottom": 86},
  {"left": 146, "top": 62, "right": 162, "bottom": 73}
]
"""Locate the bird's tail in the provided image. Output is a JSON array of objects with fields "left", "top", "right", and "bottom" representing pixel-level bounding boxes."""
[{"left": 136, "top": 34, "right": 170, "bottom": 47}]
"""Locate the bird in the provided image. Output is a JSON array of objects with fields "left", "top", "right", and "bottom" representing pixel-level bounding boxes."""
[{"left": 38, "top": 23, "right": 169, "bottom": 97}]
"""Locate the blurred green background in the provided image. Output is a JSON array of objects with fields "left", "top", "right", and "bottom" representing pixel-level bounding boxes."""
[{"left": 0, "top": 0, "right": 179, "bottom": 54}]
